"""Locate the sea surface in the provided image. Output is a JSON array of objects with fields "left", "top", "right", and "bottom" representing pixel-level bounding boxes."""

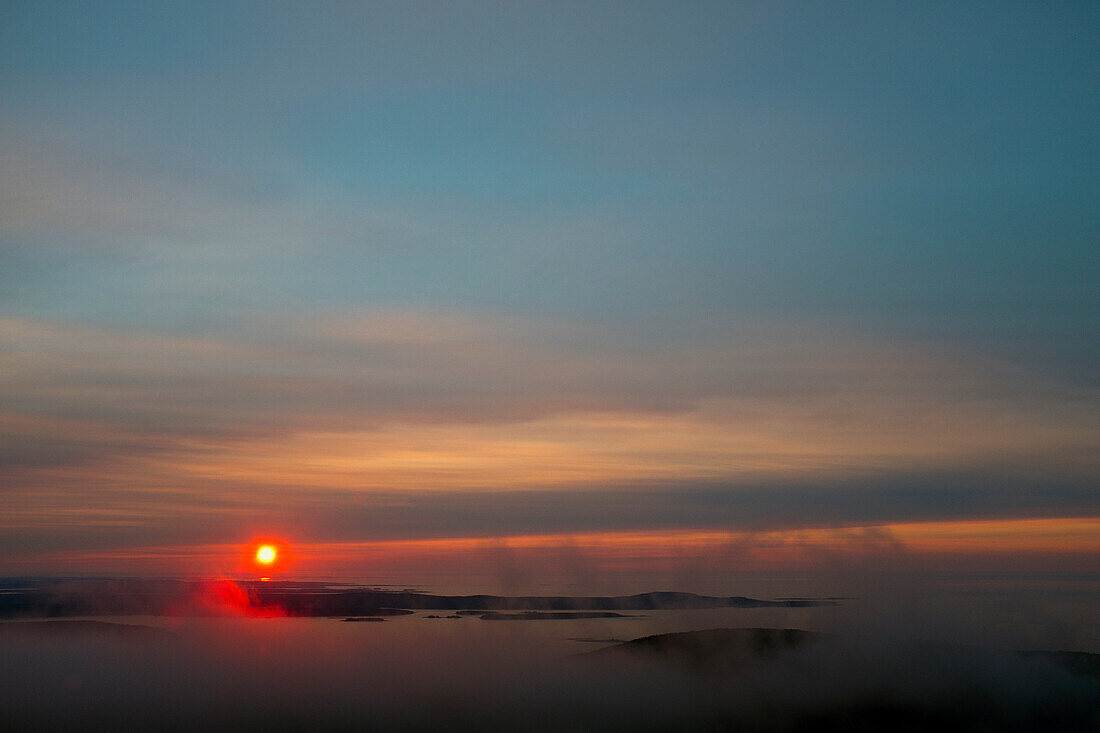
[{"left": 2, "top": 571, "right": 1098, "bottom": 731}]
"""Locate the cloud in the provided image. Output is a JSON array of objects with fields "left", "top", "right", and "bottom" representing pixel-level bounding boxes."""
[
  {"left": 2, "top": 312, "right": 1095, "bottom": 469},
  {"left": 0, "top": 127, "right": 438, "bottom": 258},
  {"left": 1, "top": 310, "right": 1097, "bottom": 562},
  {"left": 2, "top": 466, "right": 1098, "bottom": 559}
]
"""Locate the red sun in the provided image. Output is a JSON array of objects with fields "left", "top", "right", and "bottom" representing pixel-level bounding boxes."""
[
  {"left": 242, "top": 539, "right": 291, "bottom": 576},
  {"left": 255, "top": 544, "right": 277, "bottom": 565}
]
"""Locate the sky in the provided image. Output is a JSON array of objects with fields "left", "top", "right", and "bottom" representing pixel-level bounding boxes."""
[{"left": 1, "top": 1, "right": 1098, "bottom": 584}]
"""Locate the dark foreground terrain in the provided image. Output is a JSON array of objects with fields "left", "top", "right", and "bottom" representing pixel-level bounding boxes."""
[{"left": 587, "top": 627, "right": 1100, "bottom": 731}]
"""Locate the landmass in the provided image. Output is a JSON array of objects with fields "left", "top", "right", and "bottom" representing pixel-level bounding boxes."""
[
  {"left": 342, "top": 616, "right": 388, "bottom": 622},
  {"left": 479, "top": 611, "right": 638, "bottom": 620},
  {"left": 583, "top": 626, "right": 1100, "bottom": 679},
  {"left": 0, "top": 578, "right": 837, "bottom": 618},
  {"left": 579, "top": 627, "right": 1100, "bottom": 729}
]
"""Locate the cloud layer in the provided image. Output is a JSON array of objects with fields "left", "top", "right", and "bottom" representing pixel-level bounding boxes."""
[{"left": 2, "top": 311, "right": 1096, "bottom": 567}]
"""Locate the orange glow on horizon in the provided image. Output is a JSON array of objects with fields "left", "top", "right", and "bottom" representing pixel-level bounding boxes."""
[{"left": 12, "top": 517, "right": 1099, "bottom": 577}]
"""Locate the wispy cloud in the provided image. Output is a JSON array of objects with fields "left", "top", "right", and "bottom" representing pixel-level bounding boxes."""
[
  {"left": 2, "top": 311, "right": 1096, "bottom": 559},
  {"left": 3, "top": 312, "right": 1095, "bottom": 473}
]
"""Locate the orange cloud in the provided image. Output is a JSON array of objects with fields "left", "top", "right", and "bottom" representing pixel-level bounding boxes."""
[
  {"left": 17, "top": 518, "right": 1097, "bottom": 579},
  {"left": 2, "top": 313, "right": 1098, "bottom": 569}
]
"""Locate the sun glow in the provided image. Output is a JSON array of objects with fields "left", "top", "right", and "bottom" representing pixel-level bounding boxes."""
[{"left": 256, "top": 545, "right": 276, "bottom": 564}]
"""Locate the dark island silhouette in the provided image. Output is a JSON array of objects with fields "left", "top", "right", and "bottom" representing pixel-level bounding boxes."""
[
  {"left": 585, "top": 626, "right": 1100, "bottom": 678},
  {"left": 341, "top": 616, "right": 393, "bottom": 622},
  {"left": 479, "top": 611, "right": 638, "bottom": 620},
  {"left": 0, "top": 578, "right": 836, "bottom": 618},
  {"left": 584, "top": 626, "right": 818, "bottom": 669}
]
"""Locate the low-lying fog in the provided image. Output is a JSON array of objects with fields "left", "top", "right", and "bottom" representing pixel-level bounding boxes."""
[{"left": 2, "top": 576, "right": 1098, "bottom": 732}]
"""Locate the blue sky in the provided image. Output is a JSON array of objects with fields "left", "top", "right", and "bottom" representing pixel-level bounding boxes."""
[{"left": 1, "top": 2, "right": 1097, "bottom": 573}]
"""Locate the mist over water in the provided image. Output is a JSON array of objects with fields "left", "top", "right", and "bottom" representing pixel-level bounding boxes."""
[
  {"left": 286, "top": 568, "right": 1100, "bottom": 653},
  {"left": 4, "top": 611, "right": 1098, "bottom": 732},
  {"left": 2, "top": 572, "right": 1098, "bottom": 731}
]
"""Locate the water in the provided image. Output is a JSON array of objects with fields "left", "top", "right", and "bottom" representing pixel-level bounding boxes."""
[{"left": 3, "top": 584, "right": 1097, "bottom": 731}]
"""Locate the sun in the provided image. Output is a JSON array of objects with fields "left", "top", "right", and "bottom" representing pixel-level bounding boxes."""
[{"left": 256, "top": 545, "right": 277, "bottom": 565}]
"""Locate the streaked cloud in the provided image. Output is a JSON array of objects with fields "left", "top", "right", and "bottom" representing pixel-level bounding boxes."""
[
  {"left": 3, "top": 312, "right": 1095, "bottom": 473},
  {"left": 2, "top": 310, "right": 1096, "bottom": 561},
  {"left": 9, "top": 518, "right": 1098, "bottom": 580}
]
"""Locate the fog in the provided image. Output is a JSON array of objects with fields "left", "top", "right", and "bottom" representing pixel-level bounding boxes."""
[{"left": 2, "top": 585, "right": 1097, "bottom": 732}]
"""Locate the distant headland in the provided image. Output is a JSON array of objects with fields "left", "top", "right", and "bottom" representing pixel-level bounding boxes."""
[{"left": 0, "top": 578, "right": 837, "bottom": 618}]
